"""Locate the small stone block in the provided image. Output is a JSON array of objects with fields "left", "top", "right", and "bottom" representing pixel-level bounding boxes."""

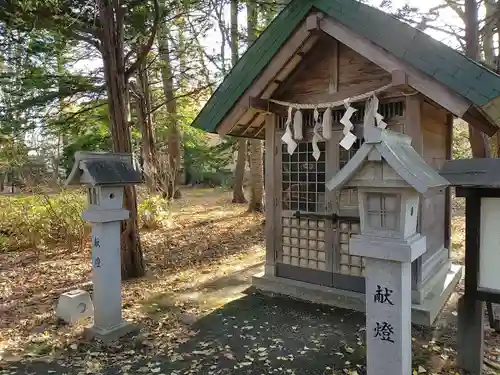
[{"left": 56, "top": 289, "right": 94, "bottom": 325}]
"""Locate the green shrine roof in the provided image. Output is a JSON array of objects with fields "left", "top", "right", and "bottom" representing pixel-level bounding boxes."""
[{"left": 190, "top": 0, "right": 500, "bottom": 134}]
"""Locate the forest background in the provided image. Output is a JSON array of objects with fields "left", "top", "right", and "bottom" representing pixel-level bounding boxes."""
[{"left": 0, "top": 0, "right": 497, "bottom": 278}]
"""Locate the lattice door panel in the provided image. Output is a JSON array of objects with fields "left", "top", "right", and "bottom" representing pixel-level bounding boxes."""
[
  {"left": 335, "top": 137, "right": 365, "bottom": 277},
  {"left": 276, "top": 126, "right": 333, "bottom": 281},
  {"left": 281, "top": 141, "right": 326, "bottom": 213},
  {"left": 338, "top": 221, "right": 365, "bottom": 276},
  {"left": 281, "top": 217, "right": 327, "bottom": 270}
]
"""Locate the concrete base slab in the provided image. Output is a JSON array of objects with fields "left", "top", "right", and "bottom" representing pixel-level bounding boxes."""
[
  {"left": 84, "top": 321, "right": 139, "bottom": 343},
  {"left": 412, "top": 264, "right": 463, "bottom": 326},
  {"left": 412, "top": 260, "right": 451, "bottom": 304},
  {"left": 252, "top": 264, "right": 463, "bottom": 326}
]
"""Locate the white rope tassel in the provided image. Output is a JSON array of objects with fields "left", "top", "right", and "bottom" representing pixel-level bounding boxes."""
[
  {"left": 293, "top": 109, "right": 303, "bottom": 140},
  {"left": 269, "top": 82, "right": 392, "bottom": 110},
  {"left": 363, "top": 97, "right": 375, "bottom": 132},
  {"left": 339, "top": 99, "right": 357, "bottom": 150},
  {"left": 312, "top": 107, "right": 323, "bottom": 161},
  {"left": 322, "top": 107, "right": 332, "bottom": 140},
  {"left": 281, "top": 106, "right": 297, "bottom": 155},
  {"left": 372, "top": 94, "right": 388, "bottom": 129}
]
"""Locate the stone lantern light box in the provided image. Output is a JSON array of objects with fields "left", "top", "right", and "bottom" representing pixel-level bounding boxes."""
[
  {"left": 326, "top": 127, "right": 449, "bottom": 375},
  {"left": 65, "top": 151, "right": 143, "bottom": 342},
  {"left": 327, "top": 126, "right": 450, "bottom": 256}
]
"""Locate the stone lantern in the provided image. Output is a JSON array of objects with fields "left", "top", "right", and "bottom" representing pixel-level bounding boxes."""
[
  {"left": 326, "top": 126, "right": 449, "bottom": 375},
  {"left": 65, "top": 151, "right": 143, "bottom": 342}
]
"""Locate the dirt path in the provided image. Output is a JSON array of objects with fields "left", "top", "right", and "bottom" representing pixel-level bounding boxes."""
[{"left": 2, "top": 189, "right": 500, "bottom": 374}]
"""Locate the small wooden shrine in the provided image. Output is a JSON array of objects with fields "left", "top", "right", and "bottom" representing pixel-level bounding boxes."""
[{"left": 191, "top": 0, "right": 500, "bottom": 325}]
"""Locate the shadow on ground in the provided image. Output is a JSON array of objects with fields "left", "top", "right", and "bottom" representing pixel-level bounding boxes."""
[{"left": 3, "top": 292, "right": 470, "bottom": 375}]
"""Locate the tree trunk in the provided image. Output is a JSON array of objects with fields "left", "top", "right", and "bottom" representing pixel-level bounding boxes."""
[
  {"left": 230, "top": 0, "right": 238, "bottom": 67},
  {"left": 246, "top": 1, "right": 264, "bottom": 212},
  {"left": 98, "top": 0, "right": 144, "bottom": 279},
  {"left": 54, "top": 36, "right": 66, "bottom": 185},
  {"left": 483, "top": 0, "right": 496, "bottom": 66},
  {"left": 158, "top": 21, "right": 182, "bottom": 200},
  {"left": 482, "top": 0, "right": 499, "bottom": 156},
  {"left": 132, "top": 63, "right": 156, "bottom": 192},
  {"left": 229, "top": 0, "right": 247, "bottom": 203},
  {"left": 465, "top": 0, "right": 491, "bottom": 158},
  {"left": 494, "top": 0, "right": 500, "bottom": 156},
  {"left": 233, "top": 138, "right": 247, "bottom": 203},
  {"left": 249, "top": 138, "right": 264, "bottom": 212}
]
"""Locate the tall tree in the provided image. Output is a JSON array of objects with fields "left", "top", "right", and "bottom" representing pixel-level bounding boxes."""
[
  {"left": 464, "top": 0, "right": 491, "bottom": 158},
  {"left": 1, "top": 0, "right": 160, "bottom": 278},
  {"left": 101, "top": 0, "right": 160, "bottom": 278},
  {"left": 231, "top": 0, "right": 248, "bottom": 204},
  {"left": 158, "top": 16, "right": 182, "bottom": 200},
  {"left": 130, "top": 61, "right": 156, "bottom": 192},
  {"left": 389, "top": 0, "right": 493, "bottom": 157},
  {"left": 247, "top": 0, "right": 264, "bottom": 212}
]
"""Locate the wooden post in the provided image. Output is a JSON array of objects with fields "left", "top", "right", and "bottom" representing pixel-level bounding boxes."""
[
  {"left": 404, "top": 94, "right": 422, "bottom": 154},
  {"left": 457, "top": 192, "right": 484, "bottom": 375},
  {"left": 405, "top": 94, "right": 423, "bottom": 290},
  {"left": 457, "top": 295, "right": 484, "bottom": 374},
  {"left": 444, "top": 114, "right": 453, "bottom": 252},
  {"left": 264, "top": 114, "right": 277, "bottom": 276},
  {"left": 328, "top": 40, "right": 338, "bottom": 94}
]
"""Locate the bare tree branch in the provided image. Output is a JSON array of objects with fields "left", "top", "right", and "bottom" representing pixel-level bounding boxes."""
[
  {"left": 125, "top": 0, "right": 161, "bottom": 80},
  {"left": 148, "top": 83, "right": 216, "bottom": 114}
]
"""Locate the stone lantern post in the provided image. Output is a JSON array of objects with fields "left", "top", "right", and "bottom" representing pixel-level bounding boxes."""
[
  {"left": 65, "top": 151, "right": 143, "bottom": 342},
  {"left": 326, "top": 126, "right": 449, "bottom": 375}
]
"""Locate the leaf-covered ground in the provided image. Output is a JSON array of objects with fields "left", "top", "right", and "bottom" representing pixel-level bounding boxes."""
[{"left": 1, "top": 189, "right": 500, "bottom": 374}]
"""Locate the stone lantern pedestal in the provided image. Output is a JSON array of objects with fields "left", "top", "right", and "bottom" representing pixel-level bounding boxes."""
[
  {"left": 82, "top": 199, "right": 135, "bottom": 341},
  {"left": 350, "top": 234, "right": 426, "bottom": 375}
]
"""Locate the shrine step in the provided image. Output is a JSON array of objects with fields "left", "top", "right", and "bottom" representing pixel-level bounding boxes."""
[{"left": 252, "top": 264, "right": 463, "bottom": 327}]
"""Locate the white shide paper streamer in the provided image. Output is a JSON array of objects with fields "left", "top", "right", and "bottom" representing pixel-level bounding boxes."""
[
  {"left": 312, "top": 107, "right": 323, "bottom": 161},
  {"left": 281, "top": 106, "right": 297, "bottom": 155},
  {"left": 339, "top": 99, "right": 357, "bottom": 150}
]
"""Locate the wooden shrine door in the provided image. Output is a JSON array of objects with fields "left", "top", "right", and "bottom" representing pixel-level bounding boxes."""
[{"left": 274, "top": 114, "right": 365, "bottom": 293}]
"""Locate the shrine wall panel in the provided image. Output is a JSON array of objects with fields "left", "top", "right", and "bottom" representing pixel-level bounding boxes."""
[
  {"left": 420, "top": 102, "right": 448, "bottom": 263},
  {"left": 274, "top": 37, "right": 395, "bottom": 104},
  {"left": 337, "top": 43, "right": 391, "bottom": 92}
]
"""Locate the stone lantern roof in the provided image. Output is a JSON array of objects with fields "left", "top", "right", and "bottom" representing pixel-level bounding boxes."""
[
  {"left": 326, "top": 127, "right": 450, "bottom": 194},
  {"left": 65, "top": 151, "right": 143, "bottom": 187}
]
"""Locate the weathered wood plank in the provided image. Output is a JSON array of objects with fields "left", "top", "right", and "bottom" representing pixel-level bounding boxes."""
[
  {"left": 306, "top": 12, "right": 322, "bottom": 32},
  {"left": 338, "top": 43, "right": 391, "bottom": 92},
  {"left": 463, "top": 107, "right": 497, "bottom": 136},
  {"left": 249, "top": 97, "right": 288, "bottom": 117},
  {"left": 419, "top": 100, "right": 447, "bottom": 269},
  {"left": 404, "top": 94, "right": 422, "bottom": 154},
  {"left": 265, "top": 114, "right": 276, "bottom": 276},
  {"left": 217, "top": 21, "right": 318, "bottom": 136},
  {"left": 274, "top": 129, "right": 283, "bottom": 268},
  {"left": 276, "top": 38, "right": 393, "bottom": 103},
  {"left": 329, "top": 39, "right": 339, "bottom": 94},
  {"left": 444, "top": 113, "right": 453, "bottom": 251},
  {"left": 319, "top": 16, "right": 472, "bottom": 118}
]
